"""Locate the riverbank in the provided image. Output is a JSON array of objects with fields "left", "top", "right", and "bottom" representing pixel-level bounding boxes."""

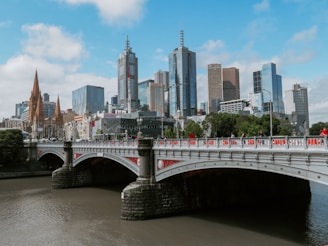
[{"left": 0, "top": 170, "right": 52, "bottom": 179}]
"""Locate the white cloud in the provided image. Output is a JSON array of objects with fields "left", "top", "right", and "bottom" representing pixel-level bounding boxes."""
[
  {"left": 290, "top": 25, "right": 317, "bottom": 42},
  {"left": 246, "top": 18, "right": 276, "bottom": 39},
  {"left": 154, "top": 48, "right": 168, "bottom": 63},
  {"left": 58, "top": 0, "right": 147, "bottom": 26},
  {"left": 0, "top": 23, "right": 115, "bottom": 120},
  {"left": 277, "top": 49, "right": 316, "bottom": 66},
  {"left": 200, "top": 40, "right": 225, "bottom": 51},
  {"left": 196, "top": 39, "right": 228, "bottom": 70},
  {"left": 22, "top": 23, "right": 86, "bottom": 62},
  {"left": 254, "top": 0, "right": 270, "bottom": 13}
]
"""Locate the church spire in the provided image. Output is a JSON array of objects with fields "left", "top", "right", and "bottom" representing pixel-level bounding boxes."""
[
  {"left": 29, "top": 69, "right": 41, "bottom": 122},
  {"left": 54, "top": 95, "right": 61, "bottom": 118},
  {"left": 32, "top": 69, "right": 40, "bottom": 96}
]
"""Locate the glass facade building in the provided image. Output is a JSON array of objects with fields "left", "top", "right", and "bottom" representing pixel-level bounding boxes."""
[
  {"left": 138, "top": 79, "right": 154, "bottom": 111},
  {"left": 169, "top": 30, "right": 197, "bottom": 117},
  {"left": 253, "top": 63, "right": 284, "bottom": 114},
  {"left": 72, "top": 85, "right": 104, "bottom": 115},
  {"left": 285, "top": 84, "right": 309, "bottom": 135}
]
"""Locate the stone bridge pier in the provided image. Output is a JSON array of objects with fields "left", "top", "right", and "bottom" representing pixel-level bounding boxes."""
[
  {"left": 52, "top": 141, "right": 92, "bottom": 188},
  {"left": 121, "top": 138, "right": 187, "bottom": 220}
]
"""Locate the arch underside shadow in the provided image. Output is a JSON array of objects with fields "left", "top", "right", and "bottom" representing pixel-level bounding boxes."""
[
  {"left": 38, "top": 150, "right": 65, "bottom": 162},
  {"left": 155, "top": 159, "right": 328, "bottom": 185},
  {"left": 73, "top": 152, "right": 139, "bottom": 175}
]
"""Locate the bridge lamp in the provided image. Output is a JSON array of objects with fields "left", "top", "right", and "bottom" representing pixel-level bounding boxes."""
[
  {"left": 174, "top": 109, "right": 181, "bottom": 139},
  {"left": 137, "top": 117, "right": 143, "bottom": 139}
]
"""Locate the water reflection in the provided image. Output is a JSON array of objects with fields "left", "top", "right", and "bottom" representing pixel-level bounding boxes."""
[{"left": 0, "top": 177, "right": 327, "bottom": 246}]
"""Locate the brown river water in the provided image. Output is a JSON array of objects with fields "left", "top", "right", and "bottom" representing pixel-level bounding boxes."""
[{"left": 0, "top": 176, "right": 327, "bottom": 246}]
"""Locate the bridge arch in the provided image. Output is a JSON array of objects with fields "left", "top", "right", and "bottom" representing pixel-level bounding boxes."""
[
  {"left": 38, "top": 150, "right": 65, "bottom": 162},
  {"left": 73, "top": 152, "right": 139, "bottom": 176},
  {"left": 155, "top": 158, "right": 324, "bottom": 185}
]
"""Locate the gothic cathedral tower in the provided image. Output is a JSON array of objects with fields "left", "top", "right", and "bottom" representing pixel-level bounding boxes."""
[{"left": 28, "top": 70, "right": 44, "bottom": 138}]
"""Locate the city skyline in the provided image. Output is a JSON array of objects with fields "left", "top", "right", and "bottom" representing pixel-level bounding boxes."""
[{"left": 0, "top": 0, "right": 328, "bottom": 125}]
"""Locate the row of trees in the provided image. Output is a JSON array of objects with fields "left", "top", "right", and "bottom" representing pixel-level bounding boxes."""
[
  {"left": 0, "top": 129, "right": 24, "bottom": 166},
  {"left": 164, "top": 112, "right": 322, "bottom": 139}
]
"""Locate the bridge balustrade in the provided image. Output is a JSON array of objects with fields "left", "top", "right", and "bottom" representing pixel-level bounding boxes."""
[
  {"left": 72, "top": 139, "right": 139, "bottom": 148},
  {"left": 154, "top": 136, "right": 328, "bottom": 150}
]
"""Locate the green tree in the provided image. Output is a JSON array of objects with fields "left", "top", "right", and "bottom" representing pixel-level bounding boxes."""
[
  {"left": 277, "top": 118, "right": 293, "bottom": 136},
  {"left": 309, "top": 122, "right": 328, "bottom": 135},
  {"left": 164, "top": 128, "right": 175, "bottom": 138},
  {"left": 184, "top": 120, "right": 204, "bottom": 138},
  {"left": 0, "top": 129, "right": 24, "bottom": 165}
]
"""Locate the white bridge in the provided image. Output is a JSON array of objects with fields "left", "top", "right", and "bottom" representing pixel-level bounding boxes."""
[{"left": 37, "top": 136, "right": 328, "bottom": 185}]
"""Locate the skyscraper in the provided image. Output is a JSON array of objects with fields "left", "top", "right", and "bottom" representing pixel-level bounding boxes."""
[
  {"left": 253, "top": 62, "right": 284, "bottom": 114},
  {"left": 148, "top": 82, "right": 164, "bottom": 116},
  {"left": 285, "top": 84, "right": 309, "bottom": 135},
  {"left": 138, "top": 79, "right": 154, "bottom": 111},
  {"left": 169, "top": 30, "right": 197, "bottom": 117},
  {"left": 207, "top": 64, "right": 222, "bottom": 113},
  {"left": 207, "top": 64, "right": 240, "bottom": 113},
  {"left": 154, "top": 70, "right": 169, "bottom": 116},
  {"left": 72, "top": 85, "right": 104, "bottom": 115},
  {"left": 223, "top": 67, "right": 240, "bottom": 101},
  {"left": 117, "top": 36, "right": 139, "bottom": 113}
]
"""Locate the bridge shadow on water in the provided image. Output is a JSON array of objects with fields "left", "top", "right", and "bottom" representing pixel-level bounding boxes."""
[
  {"left": 187, "top": 195, "right": 310, "bottom": 245},
  {"left": 163, "top": 169, "right": 313, "bottom": 245}
]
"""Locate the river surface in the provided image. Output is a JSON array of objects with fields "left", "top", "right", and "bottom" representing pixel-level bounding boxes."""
[{"left": 0, "top": 176, "right": 327, "bottom": 246}]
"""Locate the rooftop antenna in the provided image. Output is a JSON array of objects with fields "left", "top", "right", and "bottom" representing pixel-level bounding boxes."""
[
  {"left": 125, "top": 34, "right": 130, "bottom": 51},
  {"left": 180, "top": 30, "right": 184, "bottom": 47}
]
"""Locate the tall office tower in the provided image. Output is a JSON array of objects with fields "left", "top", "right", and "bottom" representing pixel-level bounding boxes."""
[
  {"left": 222, "top": 67, "right": 240, "bottom": 101},
  {"left": 72, "top": 85, "right": 104, "bottom": 115},
  {"left": 261, "top": 62, "right": 284, "bottom": 114},
  {"left": 138, "top": 79, "right": 154, "bottom": 111},
  {"left": 253, "top": 71, "right": 262, "bottom": 94},
  {"left": 111, "top": 95, "right": 118, "bottom": 105},
  {"left": 148, "top": 82, "right": 164, "bottom": 116},
  {"left": 154, "top": 70, "right": 169, "bottom": 116},
  {"left": 285, "top": 84, "right": 309, "bottom": 135},
  {"left": 253, "top": 62, "right": 284, "bottom": 114},
  {"left": 169, "top": 30, "right": 197, "bottom": 117},
  {"left": 117, "top": 36, "right": 139, "bottom": 113},
  {"left": 207, "top": 64, "right": 223, "bottom": 113}
]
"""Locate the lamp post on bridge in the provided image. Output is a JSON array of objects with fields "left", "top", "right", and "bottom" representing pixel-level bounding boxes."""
[
  {"left": 174, "top": 109, "right": 181, "bottom": 139},
  {"left": 137, "top": 117, "right": 143, "bottom": 139},
  {"left": 263, "top": 89, "right": 273, "bottom": 137}
]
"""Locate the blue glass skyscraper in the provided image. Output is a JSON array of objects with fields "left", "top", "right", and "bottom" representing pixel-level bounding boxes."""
[
  {"left": 72, "top": 85, "right": 104, "bottom": 115},
  {"left": 253, "top": 62, "right": 284, "bottom": 114},
  {"left": 169, "top": 30, "right": 197, "bottom": 117}
]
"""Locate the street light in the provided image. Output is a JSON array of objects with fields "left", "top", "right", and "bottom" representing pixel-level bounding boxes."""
[
  {"left": 137, "top": 117, "right": 143, "bottom": 139},
  {"left": 262, "top": 89, "right": 273, "bottom": 137},
  {"left": 174, "top": 109, "right": 181, "bottom": 139}
]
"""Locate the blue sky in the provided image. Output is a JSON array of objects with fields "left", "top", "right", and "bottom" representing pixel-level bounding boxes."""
[{"left": 0, "top": 0, "right": 328, "bottom": 125}]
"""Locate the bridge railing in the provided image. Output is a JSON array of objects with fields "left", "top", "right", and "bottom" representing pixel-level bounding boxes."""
[
  {"left": 154, "top": 136, "right": 328, "bottom": 150},
  {"left": 37, "top": 136, "right": 328, "bottom": 150},
  {"left": 72, "top": 139, "right": 139, "bottom": 148}
]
